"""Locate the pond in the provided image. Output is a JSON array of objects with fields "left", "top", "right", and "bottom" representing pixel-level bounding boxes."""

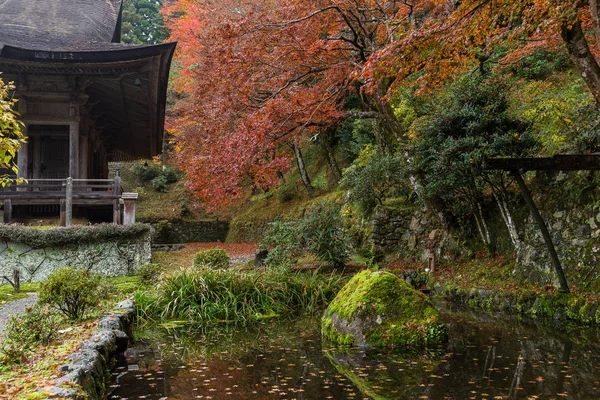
[{"left": 109, "top": 303, "right": 600, "bottom": 399}]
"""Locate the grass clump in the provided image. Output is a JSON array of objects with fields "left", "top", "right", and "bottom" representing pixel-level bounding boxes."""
[
  {"left": 136, "top": 263, "right": 165, "bottom": 285},
  {"left": 135, "top": 267, "right": 346, "bottom": 325},
  {"left": 39, "top": 267, "right": 102, "bottom": 320},
  {"left": 193, "top": 248, "right": 231, "bottom": 268}
]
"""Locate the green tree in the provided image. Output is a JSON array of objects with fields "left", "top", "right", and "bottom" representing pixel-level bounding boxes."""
[
  {"left": 0, "top": 78, "right": 25, "bottom": 187},
  {"left": 411, "top": 76, "right": 537, "bottom": 250},
  {"left": 121, "top": 0, "right": 168, "bottom": 45}
]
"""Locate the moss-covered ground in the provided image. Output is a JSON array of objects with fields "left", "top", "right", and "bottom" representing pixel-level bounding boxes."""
[{"left": 385, "top": 254, "right": 600, "bottom": 326}]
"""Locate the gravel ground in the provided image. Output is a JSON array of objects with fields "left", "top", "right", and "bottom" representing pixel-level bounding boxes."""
[{"left": 0, "top": 293, "right": 39, "bottom": 337}]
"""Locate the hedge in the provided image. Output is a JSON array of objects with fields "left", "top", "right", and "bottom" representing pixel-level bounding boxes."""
[{"left": 0, "top": 224, "right": 154, "bottom": 248}]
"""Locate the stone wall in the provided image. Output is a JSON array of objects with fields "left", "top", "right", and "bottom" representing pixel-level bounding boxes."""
[
  {"left": 150, "top": 219, "right": 229, "bottom": 244},
  {"left": 0, "top": 224, "right": 152, "bottom": 282}
]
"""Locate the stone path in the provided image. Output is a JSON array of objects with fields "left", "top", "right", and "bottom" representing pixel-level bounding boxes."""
[{"left": 0, "top": 293, "right": 39, "bottom": 336}]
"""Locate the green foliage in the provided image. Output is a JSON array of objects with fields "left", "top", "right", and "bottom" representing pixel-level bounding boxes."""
[
  {"left": 510, "top": 50, "right": 570, "bottom": 81},
  {"left": 193, "top": 248, "right": 231, "bottom": 268},
  {"left": 262, "top": 202, "right": 350, "bottom": 268},
  {"left": 0, "top": 223, "right": 152, "bottom": 248},
  {"left": 39, "top": 267, "right": 102, "bottom": 320},
  {"left": 262, "top": 221, "right": 303, "bottom": 267},
  {"left": 135, "top": 267, "right": 346, "bottom": 324},
  {"left": 411, "top": 75, "right": 537, "bottom": 222},
  {"left": 132, "top": 162, "right": 180, "bottom": 192},
  {"left": 0, "top": 305, "right": 60, "bottom": 364},
  {"left": 340, "top": 146, "right": 407, "bottom": 216},
  {"left": 300, "top": 201, "right": 351, "bottom": 268},
  {"left": 151, "top": 174, "right": 169, "bottom": 192},
  {"left": 137, "top": 263, "right": 166, "bottom": 285},
  {"left": 513, "top": 72, "right": 599, "bottom": 154},
  {"left": 121, "top": 0, "right": 169, "bottom": 45},
  {"left": 0, "top": 78, "right": 26, "bottom": 187}
]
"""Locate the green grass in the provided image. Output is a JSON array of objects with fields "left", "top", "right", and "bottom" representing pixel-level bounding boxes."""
[
  {"left": 135, "top": 266, "right": 347, "bottom": 325},
  {"left": 0, "top": 283, "right": 40, "bottom": 304}
]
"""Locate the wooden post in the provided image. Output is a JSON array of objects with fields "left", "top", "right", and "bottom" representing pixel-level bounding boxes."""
[
  {"left": 12, "top": 269, "right": 19, "bottom": 293},
  {"left": 113, "top": 170, "right": 122, "bottom": 224},
  {"left": 17, "top": 123, "right": 28, "bottom": 181},
  {"left": 3, "top": 199, "right": 12, "bottom": 224},
  {"left": 511, "top": 171, "right": 570, "bottom": 293},
  {"left": 65, "top": 177, "right": 73, "bottom": 227},
  {"left": 60, "top": 199, "right": 66, "bottom": 226},
  {"left": 122, "top": 193, "right": 138, "bottom": 225},
  {"left": 69, "top": 121, "right": 80, "bottom": 179}
]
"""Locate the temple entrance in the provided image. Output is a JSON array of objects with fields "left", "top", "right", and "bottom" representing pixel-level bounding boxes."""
[{"left": 28, "top": 125, "right": 69, "bottom": 179}]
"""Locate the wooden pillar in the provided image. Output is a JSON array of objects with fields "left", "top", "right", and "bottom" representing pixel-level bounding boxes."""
[
  {"left": 511, "top": 171, "right": 570, "bottom": 293},
  {"left": 122, "top": 193, "right": 138, "bottom": 225},
  {"left": 17, "top": 123, "right": 29, "bottom": 179},
  {"left": 65, "top": 177, "right": 73, "bottom": 227},
  {"left": 113, "top": 171, "right": 122, "bottom": 224},
  {"left": 3, "top": 200, "right": 12, "bottom": 224},
  {"left": 32, "top": 135, "right": 41, "bottom": 179},
  {"left": 80, "top": 134, "right": 89, "bottom": 180},
  {"left": 69, "top": 121, "right": 80, "bottom": 179}
]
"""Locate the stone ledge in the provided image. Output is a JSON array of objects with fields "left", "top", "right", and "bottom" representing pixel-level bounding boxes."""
[{"left": 42, "top": 299, "right": 135, "bottom": 399}]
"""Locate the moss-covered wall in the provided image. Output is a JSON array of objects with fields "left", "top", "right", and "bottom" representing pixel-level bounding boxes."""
[{"left": 0, "top": 224, "right": 152, "bottom": 282}]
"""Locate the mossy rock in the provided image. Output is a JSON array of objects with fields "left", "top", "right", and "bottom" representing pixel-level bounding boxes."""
[{"left": 321, "top": 270, "right": 447, "bottom": 348}]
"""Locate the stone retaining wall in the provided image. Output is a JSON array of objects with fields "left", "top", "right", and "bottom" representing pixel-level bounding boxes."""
[
  {"left": 0, "top": 224, "right": 152, "bottom": 282},
  {"left": 150, "top": 218, "right": 229, "bottom": 244},
  {"left": 46, "top": 299, "right": 135, "bottom": 399}
]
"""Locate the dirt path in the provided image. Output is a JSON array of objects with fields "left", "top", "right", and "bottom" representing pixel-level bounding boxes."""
[{"left": 0, "top": 293, "right": 38, "bottom": 337}]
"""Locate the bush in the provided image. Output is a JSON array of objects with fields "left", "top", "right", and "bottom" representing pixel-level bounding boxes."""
[
  {"left": 262, "top": 202, "right": 350, "bottom": 268},
  {"left": 299, "top": 202, "right": 350, "bottom": 268},
  {"left": 340, "top": 146, "right": 407, "bottom": 216},
  {"left": 39, "top": 267, "right": 103, "bottom": 320},
  {"left": 137, "top": 263, "right": 165, "bottom": 285},
  {"left": 131, "top": 162, "right": 162, "bottom": 182},
  {"left": 193, "top": 248, "right": 231, "bottom": 268},
  {"left": 151, "top": 174, "right": 169, "bottom": 192},
  {"left": 262, "top": 221, "right": 303, "bottom": 267},
  {"left": 0, "top": 305, "right": 60, "bottom": 364}
]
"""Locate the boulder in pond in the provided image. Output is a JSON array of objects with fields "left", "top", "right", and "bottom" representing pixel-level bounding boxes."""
[{"left": 321, "top": 269, "right": 447, "bottom": 348}]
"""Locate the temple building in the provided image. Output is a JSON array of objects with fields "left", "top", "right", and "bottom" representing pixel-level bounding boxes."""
[{"left": 0, "top": 0, "right": 176, "bottom": 223}]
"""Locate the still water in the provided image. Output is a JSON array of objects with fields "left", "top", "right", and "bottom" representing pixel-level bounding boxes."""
[{"left": 109, "top": 304, "right": 600, "bottom": 399}]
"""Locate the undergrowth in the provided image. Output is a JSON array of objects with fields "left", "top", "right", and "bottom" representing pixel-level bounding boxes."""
[{"left": 134, "top": 266, "right": 346, "bottom": 325}]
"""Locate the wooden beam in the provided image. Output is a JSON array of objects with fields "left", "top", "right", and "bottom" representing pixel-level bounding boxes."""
[
  {"left": 511, "top": 171, "right": 570, "bottom": 293},
  {"left": 486, "top": 155, "right": 600, "bottom": 171}
]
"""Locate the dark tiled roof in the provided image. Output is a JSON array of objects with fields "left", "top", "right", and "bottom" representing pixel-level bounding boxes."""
[{"left": 0, "top": 0, "right": 122, "bottom": 51}]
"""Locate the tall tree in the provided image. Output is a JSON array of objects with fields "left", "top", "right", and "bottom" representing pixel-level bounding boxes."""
[
  {"left": 164, "top": 0, "right": 600, "bottom": 210},
  {"left": 121, "top": 0, "right": 168, "bottom": 44}
]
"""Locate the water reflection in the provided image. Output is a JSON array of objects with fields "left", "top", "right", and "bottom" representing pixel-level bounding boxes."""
[{"left": 109, "top": 304, "right": 600, "bottom": 399}]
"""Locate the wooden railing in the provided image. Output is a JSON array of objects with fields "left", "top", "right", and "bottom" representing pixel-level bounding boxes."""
[{"left": 0, "top": 174, "right": 123, "bottom": 226}]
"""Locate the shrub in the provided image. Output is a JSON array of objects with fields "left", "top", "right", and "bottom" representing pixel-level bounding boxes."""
[
  {"left": 299, "top": 202, "right": 350, "bottom": 268},
  {"left": 0, "top": 305, "right": 60, "bottom": 364},
  {"left": 131, "top": 162, "right": 162, "bottom": 182},
  {"left": 193, "top": 248, "right": 231, "bottom": 268},
  {"left": 39, "top": 267, "right": 103, "bottom": 320},
  {"left": 262, "top": 221, "right": 303, "bottom": 267},
  {"left": 151, "top": 174, "right": 169, "bottom": 192},
  {"left": 137, "top": 263, "right": 165, "bottom": 285},
  {"left": 340, "top": 147, "right": 407, "bottom": 216}
]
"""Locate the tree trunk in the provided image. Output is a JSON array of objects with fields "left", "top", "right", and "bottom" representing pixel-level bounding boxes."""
[
  {"left": 492, "top": 190, "right": 521, "bottom": 252},
  {"left": 561, "top": 17, "right": 600, "bottom": 104},
  {"left": 292, "top": 143, "right": 313, "bottom": 192},
  {"left": 321, "top": 131, "right": 342, "bottom": 182}
]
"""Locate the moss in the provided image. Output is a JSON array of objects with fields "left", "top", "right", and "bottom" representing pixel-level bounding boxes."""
[{"left": 322, "top": 270, "right": 447, "bottom": 347}]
